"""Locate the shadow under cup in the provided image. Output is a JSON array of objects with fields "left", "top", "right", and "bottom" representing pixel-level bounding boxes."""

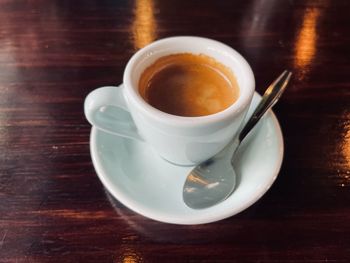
[{"left": 123, "top": 37, "right": 255, "bottom": 165}]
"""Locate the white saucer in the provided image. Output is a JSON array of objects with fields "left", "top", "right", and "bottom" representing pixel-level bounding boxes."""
[{"left": 90, "top": 92, "right": 284, "bottom": 225}]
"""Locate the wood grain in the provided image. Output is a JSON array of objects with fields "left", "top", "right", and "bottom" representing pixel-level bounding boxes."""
[{"left": 0, "top": 0, "right": 349, "bottom": 262}]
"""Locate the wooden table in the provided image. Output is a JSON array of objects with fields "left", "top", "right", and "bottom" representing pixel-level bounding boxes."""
[{"left": 1, "top": 0, "right": 349, "bottom": 262}]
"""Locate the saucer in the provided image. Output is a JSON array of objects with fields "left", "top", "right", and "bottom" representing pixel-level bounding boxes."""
[{"left": 90, "top": 92, "right": 284, "bottom": 225}]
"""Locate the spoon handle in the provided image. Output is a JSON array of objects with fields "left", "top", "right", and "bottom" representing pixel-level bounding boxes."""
[{"left": 238, "top": 70, "right": 292, "bottom": 143}]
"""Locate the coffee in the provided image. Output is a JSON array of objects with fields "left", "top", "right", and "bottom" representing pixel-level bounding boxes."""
[{"left": 139, "top": 53, "right": 239, "bottom": 117}]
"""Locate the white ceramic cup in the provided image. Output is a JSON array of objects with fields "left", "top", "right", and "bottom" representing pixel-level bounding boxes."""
[{"left": 84, "top": 36, "right": 255, "bottom": 165}]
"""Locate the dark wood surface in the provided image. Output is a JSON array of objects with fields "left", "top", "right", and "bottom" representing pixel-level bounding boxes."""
[{"left": 1, "top": 0, "right": 349, "bottom": 262}]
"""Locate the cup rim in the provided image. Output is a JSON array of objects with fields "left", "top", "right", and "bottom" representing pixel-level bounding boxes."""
[{"left": 123, "top": 36, "right": 255, "bottom": 127}]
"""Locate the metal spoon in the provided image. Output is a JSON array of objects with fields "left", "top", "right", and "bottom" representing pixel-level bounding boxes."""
[{"left": 183, "top": 70, "right": 292, "bottom": 209}]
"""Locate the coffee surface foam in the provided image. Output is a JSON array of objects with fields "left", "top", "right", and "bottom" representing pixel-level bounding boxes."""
[{"left": 139, "top": 53, "right": 239, "bottom": 117}]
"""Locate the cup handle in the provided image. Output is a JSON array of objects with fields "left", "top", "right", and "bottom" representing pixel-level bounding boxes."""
[{"left": 84, "top": 85, "right": 144, "bottom": 141}]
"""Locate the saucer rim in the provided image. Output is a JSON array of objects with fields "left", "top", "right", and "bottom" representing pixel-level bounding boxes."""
[{"left": 89, "top": 93, "right": 284, "bottom": 225}]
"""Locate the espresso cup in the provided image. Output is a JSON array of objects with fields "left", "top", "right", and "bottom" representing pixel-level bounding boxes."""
[{"left": 84, "top": 36, "right": 255, "bottom": 165}]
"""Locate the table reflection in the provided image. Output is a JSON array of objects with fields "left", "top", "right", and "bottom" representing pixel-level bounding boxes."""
[
  {"left": 293, "top": 6, "right": 323, "bottom": 79},
  {"left": 340, "top": 115, "right": 350, "bottom": 186},
  {"left": 131, "top": 0, "right": 158, "bottom": 50}
]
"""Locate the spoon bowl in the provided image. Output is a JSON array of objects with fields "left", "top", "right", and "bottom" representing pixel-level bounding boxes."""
[{"left": 183, "top": 150, "right": 237, "bottom": 209}]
